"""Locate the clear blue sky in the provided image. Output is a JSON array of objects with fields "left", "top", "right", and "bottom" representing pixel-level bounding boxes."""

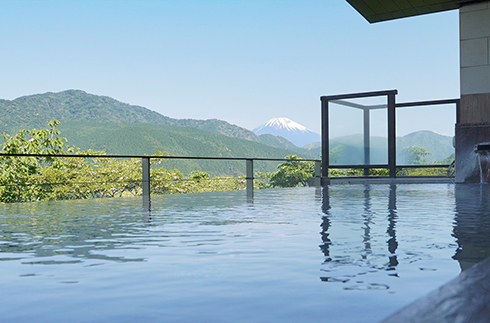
[{"left": 0, "top": 0, "right": 459, "bottom": 136}]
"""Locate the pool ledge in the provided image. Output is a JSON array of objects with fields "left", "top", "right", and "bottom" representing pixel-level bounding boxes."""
[
  {"left": 381, "top": 255, "right": 490, "bottom": 323},
  {"left": 323, "top": 177, "right": 453, "bottom": 185}
]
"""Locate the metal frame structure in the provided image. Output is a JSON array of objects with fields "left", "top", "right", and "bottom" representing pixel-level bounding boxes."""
[{"left": 321, "top": 90, "right": 460, "bottom": 181}]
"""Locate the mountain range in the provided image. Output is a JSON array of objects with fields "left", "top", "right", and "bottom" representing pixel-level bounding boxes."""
[
  {"left": 0, "top": 90, "right": 315, "bottom": 175},
  {"left": 307, "top": 131, "right": 454, "bottom": 165},
  {"left": 1, "top": 90, "right": 455, "bottom": 175},
  {"left": 0, "top": 90, "right": 258, "bottom": 141}
]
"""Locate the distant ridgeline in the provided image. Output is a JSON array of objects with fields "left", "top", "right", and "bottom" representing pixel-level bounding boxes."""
[
  {"left": 0, "top": 90, "right": 454, "bottom": 175},
  {"left": 0, "top": 90, "right": 316, "bottom": 176},
  {"left": 326, "top": 131, "right": 454, "bottom": 165},
  {"left": 0, "top": 90, "right": 257, "bottom": 139}
]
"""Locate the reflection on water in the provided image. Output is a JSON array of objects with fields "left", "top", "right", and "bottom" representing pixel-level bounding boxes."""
[
  {"left": 319, "top": 183, "right": 490, "bottom": 294},
  {"left": 386, "top": 185, "right": 399, "bottom": 269},
  {"left": 319, "top": 185, "right": 454, "bottom": 292},
  {"left": 1, "top": 185, "right": 490, "bottom": 322},
  {"left": 453, "top": 184, "right": 490, "bottom": 270},
  {"left": 321, "top": 185, "right": 401, "bottom": 274}
]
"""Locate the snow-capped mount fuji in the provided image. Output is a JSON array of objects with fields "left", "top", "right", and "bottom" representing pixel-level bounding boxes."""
[{"left": 253, "top": 117, "right": 321, "bottom": 147}]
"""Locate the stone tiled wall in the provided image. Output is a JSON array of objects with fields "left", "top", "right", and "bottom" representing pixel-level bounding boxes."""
[
  {"left": 459, "top": 1, "right": 490, "bottom": 123},
  {"left": 461, "top": 1, "right": 490, "bottom": 97},
  {"left": 456, "top": 2, "right": 490, "bottom": 182}
]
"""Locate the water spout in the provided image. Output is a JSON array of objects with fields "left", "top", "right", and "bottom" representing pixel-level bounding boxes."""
[{"left": 474, "top": 143, "right": 490, "bottom": 184}]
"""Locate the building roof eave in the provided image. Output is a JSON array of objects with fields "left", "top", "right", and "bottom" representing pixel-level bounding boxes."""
[{"left": 346, "top": 0, "right": 485, "bottom": 23}]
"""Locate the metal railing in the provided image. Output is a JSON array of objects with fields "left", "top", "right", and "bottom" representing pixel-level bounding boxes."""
[{"left": 0, "top": 152, "right": 322, "bottom": 210}]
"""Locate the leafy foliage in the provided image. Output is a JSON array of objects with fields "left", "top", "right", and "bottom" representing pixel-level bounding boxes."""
[
  {"left": 402, "top": 146, "right": 431, "bottom": 165},
  {"left": 258, "top": 148, "right": 454, "bottom": 184},
  {"left": 0, "top": 120, "right": 73, "bottom": 202},
  {"left": 258, "top": 155, "right": 315, "bottom": 188},
  {"left": 0, "top": 122, "right": 250, "bottom": 203}
]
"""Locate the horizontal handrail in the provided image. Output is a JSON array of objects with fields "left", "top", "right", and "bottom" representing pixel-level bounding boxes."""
[
  {"left": 395, "top": 98, "right": 460, "bottom": 108},
  {"left": 0, "top": 152, "right": 320, "bottom": 162},
  {"left": 329, "top": 164, "right": 450, "bottom": 169},
  {"left": 321, "top": 89, "right": 398, "bottom": 101},
  {"left": 330, "top": 100, "right": 387, "bottom": 110},
  {"left": 0, "top": 153, "right": 449, "bottom": 169},
  {"left": 329, "top": 98, "right": 460, "bottom": 111},
  {"left": 329, "top": 164, "right": 389, "bottom": 169}
]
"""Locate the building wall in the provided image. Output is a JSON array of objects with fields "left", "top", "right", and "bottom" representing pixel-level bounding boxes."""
[
  {"left": 460, "top": 1, "right": 490, "bottom": 123},
  {"left": 456, "top": 1, "right": 490, "bottom": 182}
]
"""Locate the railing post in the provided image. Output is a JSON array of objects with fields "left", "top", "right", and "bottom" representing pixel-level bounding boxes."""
[
  {"left": 363, "top": 107, "right": 370, "bottom": 176},
  {"left": 246, "top": 159, "right": 254, "bottom": 192},
  {"left": 388, "top": 93, "right": 397, "bottom": 178},
  {"left": 315, "top": 160, "right": 321, "bottom": 187},
  {"left": 142, "top": 157, "right": 151, "bottom": 211},
  {"left": 321, "top": 97, "right": 329, "bottom": 184}
]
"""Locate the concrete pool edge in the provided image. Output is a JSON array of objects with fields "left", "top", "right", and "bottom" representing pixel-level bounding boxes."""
[
  {"left": 381, "top": 255, "right": 490, "bottom": 322},
  {"left": 323, "top": 177, "right": 453, "bottom": 185}
]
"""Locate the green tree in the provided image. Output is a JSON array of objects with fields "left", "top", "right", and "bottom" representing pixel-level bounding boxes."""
[
  {"left": 0, "top": 120, "right": 74, "bottom": 202},
  {"left": 268, "top": 155, "right": 315, "bottom": 187},
  {"left": 402, "top": 146, "right": 432, "bottom": 165},
  {"left": 0, "top": 121, "right": 250, "bottom": 203}
]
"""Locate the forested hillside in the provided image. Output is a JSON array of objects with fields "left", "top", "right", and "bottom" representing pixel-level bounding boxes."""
[
  {"left": 57, "top": 122, "right": 311, "bottom": 176},
  {"left": 1, "top": 90, "right": 321, "bottom": 159},
  {"left": 0, "top": 90, "right": 259, "bottom": 141},
  {"left": 397, "top": 130, "right": 453, "bottom": 164}
]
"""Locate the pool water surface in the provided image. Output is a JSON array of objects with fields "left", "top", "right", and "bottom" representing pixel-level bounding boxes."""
[{"left": 1, "top": 184, "right": 490, "bottom": 322}]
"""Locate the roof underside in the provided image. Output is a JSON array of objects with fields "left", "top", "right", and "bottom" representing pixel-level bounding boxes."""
[{"left": 346, "top": 0, "right": 483, "bottom": 23}]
